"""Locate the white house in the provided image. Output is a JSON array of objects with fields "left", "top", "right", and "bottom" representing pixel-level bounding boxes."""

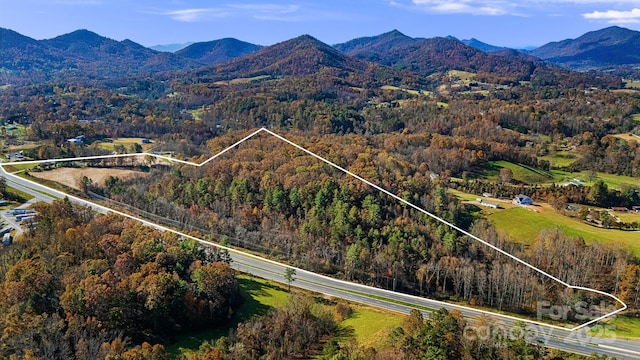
[{"left": 513, "top": 194, "right": 533, "bottom": 206}]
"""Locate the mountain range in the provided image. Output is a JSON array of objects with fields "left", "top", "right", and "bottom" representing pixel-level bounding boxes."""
[
  {"left": 530, "top": 26, "right": 640, "bottom": 70},
  {"left": 1, "top": 26, "right": 640, "bottom": 86}
]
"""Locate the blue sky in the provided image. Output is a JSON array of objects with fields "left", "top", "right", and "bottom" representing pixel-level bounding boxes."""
[{"left": 2, "top": 0, "right": 640, "bottom": 48}]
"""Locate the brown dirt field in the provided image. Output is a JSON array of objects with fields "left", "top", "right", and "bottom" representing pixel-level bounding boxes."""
[{"left": 30, "top": 167, "right": 147, "bottom": 190}]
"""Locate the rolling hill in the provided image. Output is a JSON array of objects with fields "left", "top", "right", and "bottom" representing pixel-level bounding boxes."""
[
  {"left": 176, "top": 38, "right": 262, "bottom": 65},
  {"left": 337, "top": 32, "right": 537, "bottom": 80},
  {"left": 195, "top": 34, "right": 371, "bottom": 81},
  {"left": 333, "top": 29, "right": 417, "bottom": 61}
]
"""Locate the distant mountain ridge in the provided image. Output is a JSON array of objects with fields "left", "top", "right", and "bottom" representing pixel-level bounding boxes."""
[
  {"left": 150, "top": 42, "right": 194, "bottom": 52},
  {"left": 530, "top": 26, "right": 640, "bottom": 70},
  {"left": 0, "top": 28, "right": 201, "bottom": 85},
  {"left": 459, "top": 38, "right": 508, "bottom": 53},
  {"left": 335, "top": 31, "right": 537, "bottom": 80},
  {"left": 176, "top": 38, "right": 262, "bottom": 65},
  {"left": 333, "top": 30, "right": 417, "bottom": 61},
  {"left": 2, "top": 26, "right": 640, "bottom": 86}
]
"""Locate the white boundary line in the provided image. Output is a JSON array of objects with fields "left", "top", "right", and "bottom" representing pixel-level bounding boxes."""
[{"left": 1, "top": 127, "right": 627, "bottom": 331}]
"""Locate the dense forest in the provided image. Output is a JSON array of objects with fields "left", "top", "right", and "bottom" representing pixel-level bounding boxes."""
[{"left": 0, "top": 201, "right": 240, "bottom": 358}]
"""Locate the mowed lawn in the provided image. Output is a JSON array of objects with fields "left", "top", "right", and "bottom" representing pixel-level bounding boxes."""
[
  {"left": 589, "top": 316, "right": 640, "bottom": 339},
  {"left": 487, "top": 206, "right": 640, "bottom": 256},
  {"left": 340, "top": 306, "right": 403, "bottom": 348}
]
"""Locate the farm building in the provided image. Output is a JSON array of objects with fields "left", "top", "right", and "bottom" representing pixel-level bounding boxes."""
[
  {"left": 513, "top": 194, "right": 534, "bottom": 206},
  {"left": 476, "top": 199, "right": 500, "bottom": 209},
  {"left": 66, "top": 135, "right": 86, "bottom": 144}
]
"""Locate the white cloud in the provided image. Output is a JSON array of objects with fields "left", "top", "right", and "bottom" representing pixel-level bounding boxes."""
[
  {"left": 410, "top": 0, "right": 514, "bottom": 15},
  {"left": 399, "top": 0, "right": 640, "bottom": 17},
  {"left": 155, "top": 8, "right": 230, "bottom": 22},
  {"left": 151, "top": 3, "right": 302, "bottom": 22},
  {"left": 227, "top": 3, "right": 302, "bottom": 21},
  {"left": 583, "top": 8, "right": 640, "bottom": 23},
  {"left": 151, "top": 3, "right": 353, "bottom": 23}
]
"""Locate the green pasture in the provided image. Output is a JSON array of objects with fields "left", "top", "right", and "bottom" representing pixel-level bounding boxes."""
[
  {"left": 484, "top": 161, "right": 554, "bottom": 184},
  {"left": 168, "top": 275, "right": 290, "bottom": 356},
  {"left": 482, "top": 161, "right": 640, "bottom": 190},
  {"left": 487, "top": 206, "right": 640, "bottom": 256},
  {"left": 589, "top": 316, "right": 640, "bottom": 339},
  {"left": 538, "top": 150, "right": 580, "bottom": 168},
  {"left": 340, "top": 306, "right": 403, "bottom": 348}
]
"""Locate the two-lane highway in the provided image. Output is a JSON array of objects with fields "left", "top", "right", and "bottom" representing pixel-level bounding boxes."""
[{"left": 2, "top": 167, "right": 639, "bottom": 359}]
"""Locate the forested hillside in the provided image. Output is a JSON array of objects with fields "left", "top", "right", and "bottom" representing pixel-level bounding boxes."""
[
  {"left": 0, "top": 201, "right": 240, "bottom": 358},
  {"left": 85, "top": 132, "right": 630, "bottom": 318}
]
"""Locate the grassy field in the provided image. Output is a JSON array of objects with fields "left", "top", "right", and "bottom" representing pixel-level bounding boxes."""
[
  {"left": 2, "top": 124, "right": 27, "bottom": 137},
  {"left": 486, "top": 205, "right": 640, "bottom": 256},
  {"left": 538, "top": 149, "right": 581, "bottom": 168},
  {"left": 168, "top": 275, "right": 404, "bottom": 357},
  {"left": 3, "top": 163, "right": 37, "bottom": 173},
  {"left": 589, "top": 316, "right": 640, "bottom": 339},
  {"left": 340, "top": 306, "right": 402, "bottom": 348},
  {"left": 168, "top": 275, "right": 290, "bottom": 356},
  {"left": 213, "top": 75, "right": 271, "bottom": 86},
  {"left": 191, "top": 108, "right": 204, "bottom": 121},
  {"left": 381, "top": 85, "right": 429, "bottom": 96},
  {"left": 5, "top": 186, "right": 34, "bottom": 202},
  {"left": 550, "top": 169, "right": 640, "bottom": 190},
  {"left": 96, "top": 137, "right": 154, "bottom": 151},
  {"left": 485, "top": 161, "right": 554, "bottom": 184},
  {"left": 633, "top": 114, "right": 640, "bottom": 122},
  {"left": 482, "top": 160, "right": 640, "bottom": 190}
]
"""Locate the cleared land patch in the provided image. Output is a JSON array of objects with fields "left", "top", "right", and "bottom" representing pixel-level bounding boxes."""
[
  {"left": 96, "top": 137, "right": 155, "bottom": 152},
  {"left": 30, "top": 167, "right": 147, "bottom": 190},
  {"left": 612, "top": 133, "right": 640, "bottom": 143}
]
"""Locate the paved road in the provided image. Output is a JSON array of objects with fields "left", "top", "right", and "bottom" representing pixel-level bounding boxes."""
[
  {"left": 2, "top": 167, "right": 640, "bottom": 359},
  {"left": 232, "top": 255, "right": 640, "bottom": 359}
]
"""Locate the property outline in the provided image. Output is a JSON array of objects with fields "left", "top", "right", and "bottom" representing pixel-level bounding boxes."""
[{"left": 0, "top": 127, "right": 627, "bottom": 331}]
